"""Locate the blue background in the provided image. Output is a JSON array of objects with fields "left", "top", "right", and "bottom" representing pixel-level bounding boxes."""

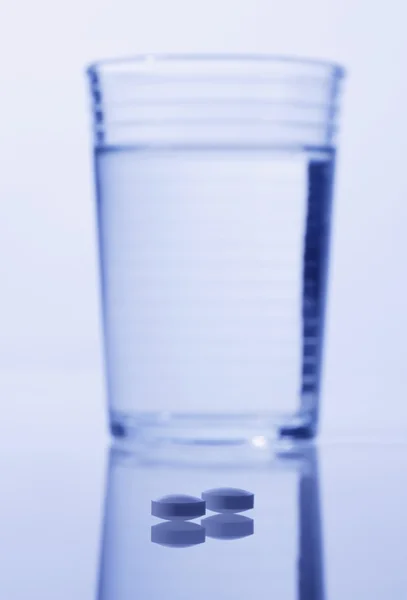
[
  {"left": 1, "top": 0, "right": 405, "bottom": 437},
  {"left": 0, "top": 4, "right": 405, "bottom": 598}
]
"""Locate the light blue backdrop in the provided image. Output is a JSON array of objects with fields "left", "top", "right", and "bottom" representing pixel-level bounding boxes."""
[{"left": 0, "top": 0, "right": 406, "bottom": 436}]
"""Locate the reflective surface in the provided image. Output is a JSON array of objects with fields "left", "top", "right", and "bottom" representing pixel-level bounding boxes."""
[
  {"left": 98, "top": 444, "right": 320, "bottom": 600},
  {"left": 1, "top": 433, "right": 407, "bottom": 599}
]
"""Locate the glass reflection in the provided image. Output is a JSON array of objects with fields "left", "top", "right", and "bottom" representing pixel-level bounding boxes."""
[{"left": 97, "top": 444, "right": 324, "bottom": 600}]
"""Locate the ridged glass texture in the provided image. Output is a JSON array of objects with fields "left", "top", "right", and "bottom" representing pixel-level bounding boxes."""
[{"left": 87, "top": 55, "right": 345, "bottom": 444}]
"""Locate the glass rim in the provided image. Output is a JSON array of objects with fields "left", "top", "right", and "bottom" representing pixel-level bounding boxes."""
[{"left": 87, "top": 53, "right": 346, "bottom": 80}]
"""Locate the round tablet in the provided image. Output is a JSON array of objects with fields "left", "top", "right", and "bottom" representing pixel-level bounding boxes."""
[
  {"left": 151, "top": 494, "right": 206, "bottom": 520},
  {"left": 202, "top": 514, "right": 254, "bottom": 540},
  {"left": 202, "top": 488, "right": 254, "bottom": 513},
  {"left": 151, "top": 522, "right": 206, "bottom": 548}
]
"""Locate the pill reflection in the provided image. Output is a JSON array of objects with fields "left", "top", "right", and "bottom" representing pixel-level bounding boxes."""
[
  {"left": 202, "top": 514, "right": 254, "bottom": 540},
  {"left": 151, "top": 521, "right": 206, "bottom": 548}
]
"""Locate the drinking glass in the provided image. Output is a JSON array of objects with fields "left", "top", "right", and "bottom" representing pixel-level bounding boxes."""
[{"left": 87, "top": 55, "right": 345, "bottom": 445}]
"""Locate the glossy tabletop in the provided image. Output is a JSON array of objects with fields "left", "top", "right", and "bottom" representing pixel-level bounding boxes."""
[{"left": 0, "top": 371, "right": 406, "bottom": 600}]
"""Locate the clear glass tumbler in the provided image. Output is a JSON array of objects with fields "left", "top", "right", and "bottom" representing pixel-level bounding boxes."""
[{"left": 87, "top": 55, "right": 345, "bottom": 446}]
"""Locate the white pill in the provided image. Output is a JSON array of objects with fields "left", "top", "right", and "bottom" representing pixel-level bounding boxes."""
[
  {"left": 151, "top": 522, "right": 206, "bottom": 547},
  {"left": 202, "top": 488, "right": 254, "bottom": 513},
  {"left": 202, "top": 514, "right": 254, "bottom": 540},
  {"left": 151, "top": 494, "right": 206, "bottom": 520}
]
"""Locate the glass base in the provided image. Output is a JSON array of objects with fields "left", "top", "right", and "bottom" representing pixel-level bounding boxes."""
[{"left": 109, "top": 410, "right": 316, "bottom": 462}]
